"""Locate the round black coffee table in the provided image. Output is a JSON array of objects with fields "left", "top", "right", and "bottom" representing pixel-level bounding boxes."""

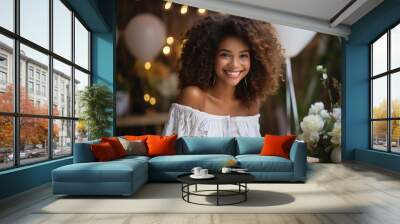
[{"left": 177, "top": 173, "right": 255, "bottom": 206}]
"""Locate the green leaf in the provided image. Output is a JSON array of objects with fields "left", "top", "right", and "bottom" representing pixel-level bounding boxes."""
[{"left": 79, "top": 84, "right": 113, "bottom": 140}]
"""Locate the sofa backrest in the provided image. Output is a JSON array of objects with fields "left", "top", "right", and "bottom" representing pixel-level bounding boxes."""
[
  {"left": 177, "top": 137, "right": 236, "bottom": 155},
  {"left": 235, "top": 137, "right": 264, "bottom": 155},
  {"left": 73, "top": 139, "right": 100, "bottom": 163}
]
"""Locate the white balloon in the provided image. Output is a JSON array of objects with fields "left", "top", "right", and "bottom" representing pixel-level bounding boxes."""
[
  {"left": 124, "top": 14, "right": 166, "bottom": 61},
  {"left": 274, "top": 24, "right": 316, "bottom": 58}
]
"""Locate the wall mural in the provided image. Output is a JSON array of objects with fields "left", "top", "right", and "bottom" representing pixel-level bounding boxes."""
[{"left": 116, "top": 0, "right": 342, "bottom": 162}]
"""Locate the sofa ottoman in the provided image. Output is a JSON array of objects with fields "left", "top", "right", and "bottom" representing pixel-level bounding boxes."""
[{"left": 52, "top": 154, "right": 149, "bottom": 196}]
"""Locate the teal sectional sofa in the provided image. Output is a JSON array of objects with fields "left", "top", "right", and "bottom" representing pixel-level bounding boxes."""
[{"left": 52, "top": 137, "right": 307, "bottom": 196}]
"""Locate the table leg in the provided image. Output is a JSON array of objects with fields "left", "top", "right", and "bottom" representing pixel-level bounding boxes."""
[
  {"left": 217, "top": 184, "right": 219, "bottom": 206},
  {"left": 245, "top": 183, "right": 247, "bottom": 201},
  {"left": 195, "top": 184, "right": 197, "bottom": 192},
  {"left": 187, "top": 184, "right": 190, "bottom": 202}
]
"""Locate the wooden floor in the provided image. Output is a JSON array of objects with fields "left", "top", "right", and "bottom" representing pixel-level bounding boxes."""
[{"left": 1, "top": 162, "right": 400, "bottom": 224}]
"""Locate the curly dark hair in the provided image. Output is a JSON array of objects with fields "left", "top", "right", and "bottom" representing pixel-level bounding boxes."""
[{"left": 179, "top": 15, "right": 284, "bottom": 107}]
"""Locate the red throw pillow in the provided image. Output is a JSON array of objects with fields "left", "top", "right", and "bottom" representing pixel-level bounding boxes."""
[
  {"left": 260, "top": 135, "right": 297, "bottom": 159},
  {"left": 91, "top": 142, "right": 117, "bottom": 161},
  {"left": 101, "top": 137, "right": 126, "bottom": 158},
  {"left": 124, "top": 135, "right": 148, "bottom": 141},
  {"left": 146, "top": 135, "right": 177, "bottom": 157}
]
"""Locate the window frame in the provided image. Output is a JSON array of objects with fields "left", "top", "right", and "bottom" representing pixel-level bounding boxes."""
[
  {"left": 370, "top": 20, "right": 400, "bottom": 154},
  {"left": 0, "top": 0, "right": 92, "bottom": 171}
]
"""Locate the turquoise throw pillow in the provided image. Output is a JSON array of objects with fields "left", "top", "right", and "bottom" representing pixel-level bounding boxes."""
[
  {"left": 235, "top": 137, "right": 264, "bottom": 155},
  {"left": 178, "top": 137, "right": 236, "bottom": 155}
]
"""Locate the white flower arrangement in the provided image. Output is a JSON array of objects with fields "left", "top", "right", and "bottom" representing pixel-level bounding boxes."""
[{"left": 300, "top": 101, "right": 341, "bottom": 162}]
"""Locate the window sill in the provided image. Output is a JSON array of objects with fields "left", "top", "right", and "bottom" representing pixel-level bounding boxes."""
[{"left": 0, "top": 156, "right": 72, "bottom": 176}]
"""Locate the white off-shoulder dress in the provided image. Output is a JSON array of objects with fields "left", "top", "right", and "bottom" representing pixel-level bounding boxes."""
[{"left": 162, "top": 103, "right": 261, "bottom": 138}]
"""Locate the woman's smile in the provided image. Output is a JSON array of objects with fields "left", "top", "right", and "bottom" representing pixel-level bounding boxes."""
[{"left": 223, "top": 69, "right": 242, "bottom": 78}]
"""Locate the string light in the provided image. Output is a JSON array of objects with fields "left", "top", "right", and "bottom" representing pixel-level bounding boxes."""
[
  {"left": 143, "top": 94, "right": 150, "bottom": 102},
  {"left": 164, "top": 1, "right": 172, "bottom": 10},
  {"left": 166, "top": 36, "right": 174, "bottom": 45},
  {"left": 144, "top": 62, "right": 152, "bottom": 70},
  {"left": 198, "top": 8, "right": 206, "bottom": 14},
  {"left": 163, "top": 46, "right": 171, "bottom": 55},
  {"left": 180, "top": 5, "right": 188, "bottom": 14},
  {"left": 149, "top": 97, "right": 156, "bottom": 105}
]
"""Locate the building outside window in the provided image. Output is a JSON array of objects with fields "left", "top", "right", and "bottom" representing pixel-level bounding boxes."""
[
  {"left": 28, "top": 66, "right": 34, "bottom": 80},
  {"left": 0, "top": 54, "right": 7, "bottom": 67},
  {"left": 0, "top": 54, "right": 7, "bottom": 88},
  {"left": 41, "top": 73, "right": 46, "bottom": 83},
  {"left": 35, "top": 83, "right": 40, "bottom": 95},
  {"left": 42, "top": 85, "right": 46, "bottom": 97},
  {"left": 28, "top": 81, "right": 34, "bottom": 94},
  {"left": 0, "top": 71, "right": 6, "bottom": 85},
  {"left": 35, "top": 70, "right": 40, "bottom": 81},
  {"left": 370, "top": 23, "right": 400, "bottom": 154}
]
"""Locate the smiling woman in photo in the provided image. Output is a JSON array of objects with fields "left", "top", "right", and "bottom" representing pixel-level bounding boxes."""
[{"left": 163, "top": 15, "right": 284, "bottom": 137}]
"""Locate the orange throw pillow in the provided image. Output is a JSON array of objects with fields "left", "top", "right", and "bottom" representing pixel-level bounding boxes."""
[
  {"left": 91, "top": 142, "right": 117, "bottom": 161},
  {"left": 260, "top": 135, "right": 297, "bottom": 159},
  {"left": 146, "top": 135, "right": 177, "bottom": 157},
  {"left": 101, "top": 137, "right": 126, "bottom": 158},
  {"left": 124, "top": 135, "right": 148, "bottom": 141}
]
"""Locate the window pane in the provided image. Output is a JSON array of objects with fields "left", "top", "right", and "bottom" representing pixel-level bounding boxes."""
[
  {"left": 0, "top": 116, "right": 13, "bottom": 170},
  {"left": 74, "top": 69, "right": 89, "bottom": 118},
  {"left": 372, "top": 33, "right": 387, "bottom": 76},
  {"left": 53, "top": 0, "right": 72, "bottom": 60},
  {"left": 53, "top": 59, "right": 72, "bottom": 117},
  {"left": 391, "top": 120, "right": 400, "bottom": 153},
  {"left": 53, "top": 119, "right": 72, "bottom": 158},
  {"left": 0, "top": 0, "right": 14, "bottom": 31},
  {"left": 20, "top": 117, "right": 49, "bottom": 165},
  {"left": 20, "top": 0, "right": 49, "bottom": 49},
  {"left": 391, "top": 24, "right": 400, "bottom": 70},
  {"left": 391, "top": 72, "right": 400, "bottom": 118},
  {"left": 372, "top": 76, "right": 387, "bottom": 119},
  {"left": 75, "top": 120, "right": 88, "bottom": 143},
  {"left": 0, "top": 34, "right": 14, "bottom": 112},
  {"left": 74, "top": 18, "right": 89, "bottom": 70},
  {"left": 372, "top": 121, "right": 388, "bottom": 151},
  {"left": 20, "top": 44, "right": 49, "bottom": 115}
]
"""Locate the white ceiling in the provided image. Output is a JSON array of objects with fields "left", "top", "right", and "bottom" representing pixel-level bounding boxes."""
[
  {"left": 228, "top": 0, "right": 353, "bottom": 23},
  {"left": 172, "top": 0, "right": 384, "bottom": 37}
]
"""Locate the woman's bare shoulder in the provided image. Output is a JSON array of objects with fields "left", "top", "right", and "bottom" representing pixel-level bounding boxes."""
[{"left": 178, "top": 86, "right": 206, "bottom": 110}]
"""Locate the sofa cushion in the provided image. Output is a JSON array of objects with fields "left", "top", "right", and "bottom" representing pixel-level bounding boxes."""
[
  {"left": 52, "top": 158, "right": 147, "bottom": 183},
  {"left": 101, "top": 137, "right": 127, "bottom": 158},
  {"left": 235, "top": 137, "right": 264, "bottom": 155},
  {"left": 114, "top": 155, "right": 150, "bottom": 163},
  {"left": 260, "top": 135, "right": 297, "bottom": 159},
  {"left": 177, "top": 137, "right": 236, "bottom": 155},
  {"left": 147, "top": 135, "right": 177, "bottom": 157},
  {"left": 118, "top": 137, "right": 147, "bottom": 156},
  {"left": 236, "top": 155, "right": 293, "bottom": 172},
  {"left": 124, "top": 135, "right": 148, "bottom": 141},
  {"left": 73, "top": 139, "right": 100, "bottom": 163},
  {"left": 91, "top": 142, "right": 118, "bottom": 161},
  {"left": 148, "top": 154, "right": 235, "bottom": 172}
]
